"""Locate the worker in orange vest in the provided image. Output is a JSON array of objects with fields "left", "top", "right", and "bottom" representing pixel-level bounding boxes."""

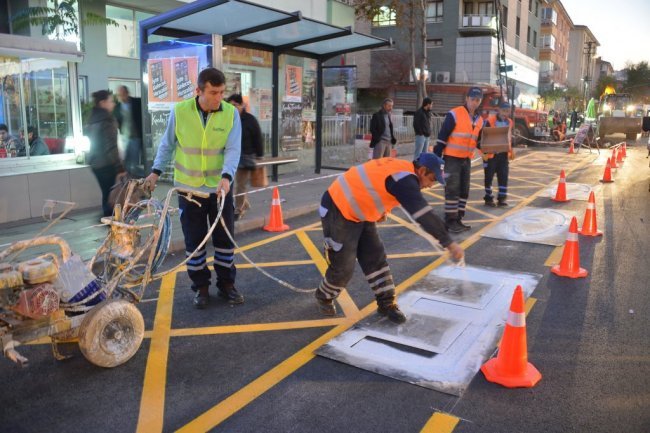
[
  {"left": 316, "top": 154, "right": 464, "bottom": 324},
  {"left": 433, "top": 87, "right": 484, "bottom": 233},
  {"left": 483, "top": 103, "right": 515, "bottom": 207}
]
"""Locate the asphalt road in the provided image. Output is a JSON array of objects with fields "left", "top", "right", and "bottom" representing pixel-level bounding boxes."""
[{"left": 1, "top": 144, "right": 649, "bottom": 433}]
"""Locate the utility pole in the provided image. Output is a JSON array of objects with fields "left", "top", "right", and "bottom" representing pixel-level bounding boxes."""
[
  {"left": 494, "top": 0, "right": 514, "bottom": 118},
  {"left": 583, "top": 41, "right": 596, "bottom": 108}
]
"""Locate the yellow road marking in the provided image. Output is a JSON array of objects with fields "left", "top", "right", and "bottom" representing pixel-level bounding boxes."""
[
  {"left": 235, "top": 222, "right": 321, "bottom": 253},
  {"left": 462, "top": 218, "right": 495, "bottom": 224},
  {"left": 544, "top": 246, "right": 564, "bottom": 266},
  {"left": 420, "top": 412, "right": 460, "bottom": 433},
  {"left": 388, "top": 251, "right": 443, "bottom": 259},
  {"left": 136, "top": 272, "right": 177, "bottom": 433},
  {"left": 508, "top": 176, "right": 548, "bottom": 187},
  {"left": 237, "top": 259, "right": 313, "bottom": 268},
  {"left": 170, "top": 318, "right": 345, "bottom": 337}
]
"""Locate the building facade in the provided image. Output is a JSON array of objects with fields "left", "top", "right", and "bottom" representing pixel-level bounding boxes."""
[
  {"left": 537, "top": 0, "right": 573, "bottom": 92},
  {"left": 567, "top": 24, "right": 599, "bottom": 100}
]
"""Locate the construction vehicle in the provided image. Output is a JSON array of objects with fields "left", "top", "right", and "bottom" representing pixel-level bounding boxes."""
[{"left": 597, "top": 93, "right": 642, "bottom": 140}]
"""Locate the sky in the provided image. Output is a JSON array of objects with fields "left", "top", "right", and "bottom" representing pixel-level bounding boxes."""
[{"left": 560, "top": 0, "right": 650, "bottom": 70}]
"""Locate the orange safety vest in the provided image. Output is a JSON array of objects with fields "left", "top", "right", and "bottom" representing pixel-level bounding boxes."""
[
  {"left": 328, "top": 158, "right": 414, "bottom": 223},
  {"left": 444, "top": 106, "right": 483, "bottom": 159},
  {"left": 484, "top": 115, "right": 513, "bottom": 159}
]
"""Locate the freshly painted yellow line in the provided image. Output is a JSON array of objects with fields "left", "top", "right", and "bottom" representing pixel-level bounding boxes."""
[
  {"left": 508, "top": 176, "right": 548, "bottom": 187},
  {"left": 462, "top": 218, "right": 496, "bottom": 224},
  {"left": 237, "top": 259, "right": 314, "bottom": 269},
  {"left": 388, "top": 251, "right": 443, "bottom": 259},
  {"left": 544, "top": 246, "right": 564, "bottom": 267},
  {"left": 420, "top": 412, "right": 460, "bottom": 433},
  {"left": 234, "top": 222, "right": 321, "bottom": 253},
  {"left": 170, "top": 318, "right": 346, "bottom": 337},
  {"left": 136, "top": 272, "right": 177, "bottom": 433}
]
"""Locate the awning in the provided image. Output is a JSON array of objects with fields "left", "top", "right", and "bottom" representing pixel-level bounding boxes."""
[
  {"left": 140, "top": 0, "right": 389, "bottom": 59},
  {"left": 0, "top": 34, "right": 84, "bottom": 62}
]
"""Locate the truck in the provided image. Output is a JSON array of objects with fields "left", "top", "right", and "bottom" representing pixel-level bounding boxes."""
[
  {"left": 391, "top": 83, "right": 550, "bottom": 144},
  {"left": 597, "top": 93, "right": 643, "bottom": 141}
]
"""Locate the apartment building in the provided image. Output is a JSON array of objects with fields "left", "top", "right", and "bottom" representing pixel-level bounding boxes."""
[
  {"left": 595, "top": 57, "right": 614, "bottom": 81},
  {"left": 538, "top": 0, "right": 573, "bottom": 91},
  {"left": 567, "top": 24, "right": 599, "bottom": 99}
]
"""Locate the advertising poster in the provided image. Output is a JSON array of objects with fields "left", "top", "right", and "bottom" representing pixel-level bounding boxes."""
[
  {"left": 249, "top": 88, "right": 272, "bottom": 120},
  {"left": 284, "top": 65, "right": 302, "bottom": 102},
  {"left": 148, "top": 58, "right": 172, "bottom": 110},
  {"left": 281, "top": 101, "right": 303, "bottom": 151},
  {"left": 225, "top": 71, "right": 242, "bottom": 97},
  {"left": 172, "top": 57, "right": 199, "bottom": 102}
]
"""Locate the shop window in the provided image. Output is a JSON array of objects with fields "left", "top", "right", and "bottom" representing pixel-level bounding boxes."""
[{"left": 106, "top": 5, "right": 153, "bottom": 58}]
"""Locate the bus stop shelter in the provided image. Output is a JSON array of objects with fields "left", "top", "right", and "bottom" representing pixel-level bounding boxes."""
[{"left": 139, "top": 0, "right": 389, "bottom": 178}]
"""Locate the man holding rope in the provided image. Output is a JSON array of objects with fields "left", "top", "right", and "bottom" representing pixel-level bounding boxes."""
[
  {"left": 145, "top": 68, "right": 243, "bottom": 309},
  {"left": 315, "top": 153, "right": 464, "bottom": 324}
]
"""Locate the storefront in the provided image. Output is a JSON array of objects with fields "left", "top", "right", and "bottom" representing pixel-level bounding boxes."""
[
  {"left": 0, "top": 34, "right": 98, "bottom": 224},
  {"left": 139, "top": 0, "right": 388, "bottom": 178}
]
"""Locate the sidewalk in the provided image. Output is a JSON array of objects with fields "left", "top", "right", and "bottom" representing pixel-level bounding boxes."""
[{"left": 0, "top": 168, "right": 341, "bottom": 262}]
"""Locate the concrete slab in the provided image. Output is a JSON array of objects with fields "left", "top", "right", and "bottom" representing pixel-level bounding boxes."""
[
  {"left": 480, "top": 206, "right": 577, "bottom": 246},
  {"left": 317, "top": 264, "right": 542, "bottom": 396}
]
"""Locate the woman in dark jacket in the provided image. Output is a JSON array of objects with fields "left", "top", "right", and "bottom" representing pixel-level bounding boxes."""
[{"left": 86, "top": 90, "right": 124, "bottom": 217}]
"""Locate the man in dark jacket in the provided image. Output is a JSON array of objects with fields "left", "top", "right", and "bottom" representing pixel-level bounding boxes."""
[
  {"left": 413, "top": 97, "right": 433, "bottom": 159},
  {"left": 115, "top": 86, "right": 143, "bottom": 176},
  {"left": 86, "top": 90, "right": 125, "bottom": 217},
  {"left": 226, "top": 94, "right": 264, "bottom": 219},
  {"left": 369, "top": 98, "right": 397, "bottom": 159},
  {"left": 18, "top": 126, "right": 50, "bottom": 157}
]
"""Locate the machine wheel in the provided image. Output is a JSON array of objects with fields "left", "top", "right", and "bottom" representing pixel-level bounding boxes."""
[
  {"left": 512, "top": 123, "right": 529, "bottom": 145},
  {"left": 78, "top": 299, "right": 144, "bottom": 368}
]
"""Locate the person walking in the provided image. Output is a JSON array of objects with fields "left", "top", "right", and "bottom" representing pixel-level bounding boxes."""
[
  {"left": 413, "top": 97, "right": 433, "bottom": 159},
  {"left": 369, "top": 98, "right": 397, "bottom": 159},
  {"left": 315, "top": 153, "right": 464, "bottom": 324},
  {"left": 570, "top": 109, "right": 578, "bottom": 131},
  {"left": 433, "top": 87, "right": 484, "bottom": 233},
  {"left": 85, "top": 90, "right": 125, "bottom": 217},
  {"left": 115, "top": 86, "right": 143, "bottom": 176},
  {"left": 145, "top": 68, "right": 243, "bottom": 309},
  {"left": 483, "top": 104, "right": 514, "bottom": 207},
  {"left": 225, "top": 94, "right": 264, "bottom": 220}
]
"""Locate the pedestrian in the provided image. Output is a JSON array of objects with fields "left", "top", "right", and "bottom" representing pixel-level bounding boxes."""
[
  {"left": 115, "top": 85, "right": 143, "bottom": 176},
  {"left": 570, "top": 109, "right": 578, "bottom": 131},
  {"left": 0, "top": 123, "right": 20, "bottom": 157},
  {"left": 413, "top": 96, "right": 433, "bottom": 159},
  {"left": 315, "top": 153, "right": 464, "bottom": 324},
  {"left": 483, "top": 104, "right": 514, "bottom": 207},
  {"left": 433, "top": 86, "right": 484, "bottom": 233},
  {"left": 369, "top": 98, "right": 397, "bottom": 159},
  {"left": 145, "top": 68, "right": 243, "bottom": 309},
  {"left": 85, "top": 90, "right": 125, "bottom": 217},
  {"left": 225, "top": 93, "right": 264, "bottom": 220},
  {"left": 18, "top": 126, "right": 50, "bottom": 157}
]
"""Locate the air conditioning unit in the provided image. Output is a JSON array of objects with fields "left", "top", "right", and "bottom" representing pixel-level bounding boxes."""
[{"left": 435, "top": 71, "right": 450, "bottom": 83}]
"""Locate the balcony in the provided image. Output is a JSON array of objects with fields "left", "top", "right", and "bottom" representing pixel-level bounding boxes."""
[{"left": 458, "top": 14, "right": 497, "bottom": 35}]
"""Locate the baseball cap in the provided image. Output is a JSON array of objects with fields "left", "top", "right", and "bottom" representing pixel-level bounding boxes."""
[
  {"left": 467, "top": 86, "right": 483, "bottom": 99},
  {"left": 415, "top": 153, "right": 446, "bottom": 185}
]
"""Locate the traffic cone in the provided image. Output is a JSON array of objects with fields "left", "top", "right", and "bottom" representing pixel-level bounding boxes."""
[
  {"left": 578, "top": 191, "right": 603, "bottom": 236},
  {"left": 551, "top": 216, "right": 588, "bottom": 278},
  {"left": 481, "top": 285, "right": 541, "bottom": 388},
  {"left": 599, "top": 159, "right": 614, "bottom": 183},
  {"left": 610, "top": 150, "right": 618, "bottom": 169},
  {"left": 552, "top": 170, "right": 569, "bottom": 202},
  {"left": 616, "top": 146, "right": 624, "bottom": 164},
  {"left": 263, "top": 187, "right": 289, "bottom": 232},
  {"left": 622, "top": 143, "right": 627, "bottom": 158},
  {"left": 568, "top": 139, "right": 575, "bottom": 154}
]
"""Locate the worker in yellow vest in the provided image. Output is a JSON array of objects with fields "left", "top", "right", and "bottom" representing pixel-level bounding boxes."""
[
  {"left": 145, "top": 68, "right": 243, "bottom": 309},
  {"left": 316, "top": 153, "right": 464, "bottom": 324},
  {"left": 483, "top": 103, "right": 515, "bottom": 207},
  {"left": 433, "top": 87, "right": 484, "bottom": 233}
]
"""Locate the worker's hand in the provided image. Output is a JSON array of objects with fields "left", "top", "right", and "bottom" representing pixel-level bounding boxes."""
[
  {"left": 427, "top": 145, "right": 433, "bottom": 153},
  {"left": 482, "top": 153, "right": 489, "bottom": 162},
  {"left": 144, "top": 172, "right": 159, "bottom": 192},
  {"left": 216, "top": 177, "right": 231, "bottom": 197},
  {"left": 446, "top": 242, "right": 464, "bottom": 263},
  {"left": 509, "top": 149, "right": 516, "bottom": 161}
]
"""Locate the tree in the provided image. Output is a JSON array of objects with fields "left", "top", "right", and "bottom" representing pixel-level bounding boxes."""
[
  {"left": 538, "top": 88, "right": 565, "bottom": 111},
  {"left": 11, "top": 0, "right": 118, "bottom": 41},
  {"left": 354, "top": 0, "right": 428, "bottom": 109},
  {"left": 564, "top": 86, "right": 583, "bottom": 111},
  {"left": 622, "top": 61, "right": 650, "bottom": 103},
  {"left": 595, "top": 75, "right": 618, "bottom": 100}
]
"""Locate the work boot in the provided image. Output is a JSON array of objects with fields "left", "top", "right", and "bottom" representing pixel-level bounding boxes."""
[
  {"left": 377, "top": 304, "right": 407, "bottom": 324},
  {"left": 317, "top": 298, "right": 337, "bottom": 316},
  {"left": 445, "top": 219, "right": 466, "bottom": 234},
  {"left": 217, "top": 285, "right": 244, "bottom": 304},
  {"left": 457, "top": 219, "right": 471, "bottom": 231},
  {"left": 193, "top": 286, "right": 210, "bottom": 309},
  {"left": 497, "top": 199, "right": 509, "bottom": 207},
  {"left": 484, "top": 198, "right": 497, "bottom": 207}
]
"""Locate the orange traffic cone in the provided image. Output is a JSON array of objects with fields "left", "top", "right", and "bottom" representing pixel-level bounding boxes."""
[
  {"left": 616, "top": 146, "right": 624, "bottom": 164},
  {"left": 481, "top": 285, "right": 541, "bottom": 388},
  {"left": 610, "top": 150, "right": 618, "bottom": 169},
  {"left": 622, "top": 143, "right": 627, "bottom": 158},
  {"left": 263, "top": 187, "right": 289, "bottom": 232},
  {"left": 551, "top": 216, "right": 588, "bottom": 278},
  {"left": 579, "top": 191, "right": 602, "bottom": 236},
  {"left": 599, "top": 159, "right": 614, "bottom": 183},
  {"left": 568, "top": 139, "right": 575, "bottom": 154},
  {"left": 552, "top": 170, "right": 569, "bottom": 202}
]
